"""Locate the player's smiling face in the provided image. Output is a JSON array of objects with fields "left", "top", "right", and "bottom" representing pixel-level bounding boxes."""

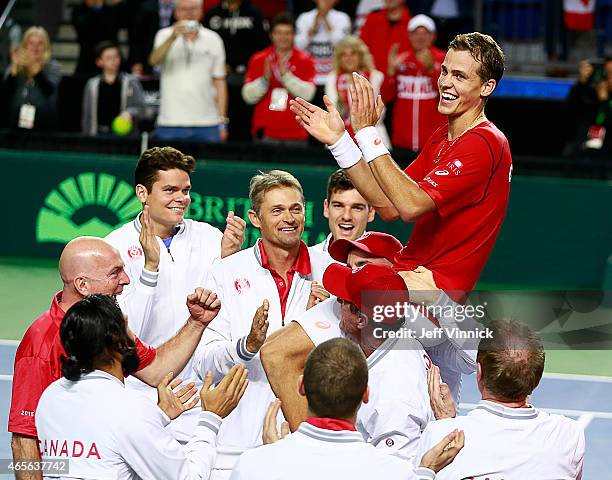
[
  {"left": 250, "top": 187, "right": 305, "bottom": 250},
  {"left": 141, "top": 169, "right": 192, "bottom": 230},
  {"left": 437, "top": 49, "right": 490, "bottom": 118},
  {"left": 324, "top": 189, "right": 374, "bottom": 242}
]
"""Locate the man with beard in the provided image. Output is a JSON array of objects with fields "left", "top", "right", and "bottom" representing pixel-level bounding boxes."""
[
  {"left": 9, "top": 237, "right": 221, "bottom": 479},
  {"left": 36, "top": 294, "right": 249, "bottom": 479}
]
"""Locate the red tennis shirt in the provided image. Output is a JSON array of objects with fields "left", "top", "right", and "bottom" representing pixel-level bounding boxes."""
[
  {"left": 8, "top": 292, "right": 156, "bottom": 437},
  {"left": 394, "top": 121, "right": 512, "bottom": 294}
]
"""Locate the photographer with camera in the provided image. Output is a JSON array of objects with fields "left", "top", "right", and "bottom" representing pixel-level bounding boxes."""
[
  {"left": 564, "top": 57, "right": 612, "bottom": 156},
  {"left": 149, "top": 0, "right": 229, "bottom": 142}
]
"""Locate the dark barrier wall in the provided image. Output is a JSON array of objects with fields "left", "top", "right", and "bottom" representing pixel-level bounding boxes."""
[{"left": 5, "top": 149, "right": 612, "bottom": 289}]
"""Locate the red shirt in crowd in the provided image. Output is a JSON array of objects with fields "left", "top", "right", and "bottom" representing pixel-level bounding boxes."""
[
  {"left": 359, "top": 6, "right": 412, "bottom": 75},
  {"left": 381, "top": 46, "right": 447, "bottom": 151},
  {"left": 394, "top": 122, "right": 512, "bottom": 294},
  {"left": 258, "top": 240, "right": 312, "bottom": 320},
  {"left": 245, "top": 45, "right": 316, "bottom": 140},
  {"left": 8, "top": 293, "right": 157, "bottom": 437}
]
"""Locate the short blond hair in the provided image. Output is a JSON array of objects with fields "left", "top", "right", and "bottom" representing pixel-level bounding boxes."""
[
  {"left": 249, "top": 170, "right": 304, "bottom": 214},
  {"left": 333, "top": 35, "right": 374, "bottom": 74}
]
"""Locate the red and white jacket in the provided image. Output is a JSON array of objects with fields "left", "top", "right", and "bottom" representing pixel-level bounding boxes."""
[{"left": 381, "top": 47, "right": 446, "bottom": 151}]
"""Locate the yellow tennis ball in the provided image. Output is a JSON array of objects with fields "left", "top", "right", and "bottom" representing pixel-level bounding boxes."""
[{"left": 112, "top": 115, "right": 133, "bottom": 136}]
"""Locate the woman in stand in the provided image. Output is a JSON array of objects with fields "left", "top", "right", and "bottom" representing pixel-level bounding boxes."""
[
  {"left": 1, "top": 27, "right": 61, "bottom": 130},
  {"left": 325, "top": 35, "right": 391, "bottom": 148}
]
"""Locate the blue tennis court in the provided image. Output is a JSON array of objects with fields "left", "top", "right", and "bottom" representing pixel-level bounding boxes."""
[{"left": 1, "top": 341, "right": 610, "bottom": 478}]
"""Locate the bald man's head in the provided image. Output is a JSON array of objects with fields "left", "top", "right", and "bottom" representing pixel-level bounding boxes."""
[{"left": 59, "top": 237, "right": 130, "bottom": 299}]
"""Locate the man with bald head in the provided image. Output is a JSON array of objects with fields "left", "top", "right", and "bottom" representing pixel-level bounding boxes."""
[{"left": 10, "top": 236, "right": 220, "bottom": 479}]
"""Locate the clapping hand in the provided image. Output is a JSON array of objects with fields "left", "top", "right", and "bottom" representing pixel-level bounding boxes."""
[
  {"left": 348, "top": 72, "right": 385, "bottom": 133},
  {"left": 157, "top": 372, "right": 199, "bottom": 420},
  {"left": 289, "top": 96, "right": 345, "bottom": 145},
  {"left": 140, "top": 205, "right": 161, "bottom": 272}
]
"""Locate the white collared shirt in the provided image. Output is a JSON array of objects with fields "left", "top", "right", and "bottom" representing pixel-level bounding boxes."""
[
  {"left": 231, "top": 422, "right": 436, "bottom": 480},
  {"left": 194, "top": 241, "right": 315, "bottom": 471},
  {"left": 357, "top": 335, "right": 434, "bottom": 463},
  {"left": 415, "top": 400, "right": 585, "bottom": 480},
  {"left": 36, "top": 370, "right": 221, "bottom": 479},
  {"left": 105, "top": 215, "right": 223, "bottom": 442}
]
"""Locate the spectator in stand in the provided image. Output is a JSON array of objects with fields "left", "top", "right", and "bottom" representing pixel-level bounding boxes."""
[
  {"left": 128, "top": 0, "right": 176, "bottom": 76},
  {"left": 242, "top": 13, "right": 316, "bottom": 143},
  {"left": 381, "top": 14, "right": 445, "bottom": 152},
  {"left": 354, "top": 0, "right": 384, "bottom": 32},
  {"left": 0, "top": 0, "right": 22, "bottom": 74},
  {"left": 0, "top": 26, "right": 60, "bottom": 131},
  {"left": 72, "top": 0, "right": 128, "bottom": 76},
  {"left": 295, "top": 0, "right": 351, "bottom": 98},
  {"left": 359, "top": 0, "right": 411, "bottom": 74},
  {"left": 325, "top": 36, "right": 390, "bottom": 147},
  {"left": 204, "top": 0, "right": 269, "bottom": 76},
  {"left": 82, "top": 42, "right": 145, "bottom": 137},
  {"left": 411, "top": 0, "right": 474, "bottom": 50},
  {"left": 564, "top": 57, "right": 612, "bottom": 155},
  {"left": 149, "top": 0, "right": 229, "bottom": 142}
]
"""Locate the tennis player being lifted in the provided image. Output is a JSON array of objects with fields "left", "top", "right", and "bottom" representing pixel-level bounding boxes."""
[{"left": 290, "top": 32, "right": 512, "bottom": 297}]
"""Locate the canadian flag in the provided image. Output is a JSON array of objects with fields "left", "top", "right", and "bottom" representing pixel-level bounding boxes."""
[{"left": 563, "top": 0, "right": 596, "bottom": 31}]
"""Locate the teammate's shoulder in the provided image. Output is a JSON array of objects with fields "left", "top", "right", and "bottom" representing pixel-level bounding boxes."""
[
  {"left": 538, "top": 409, "right": 584, "bottom": 434},
  {"left": 184, "top": 218, "right": 223, "bottom": 237},
  {"left": 17, "top": 308, "right": 61, "bottom": 360},
  {"left": 212, "top": 244, "right": 255, "bottom": 271},
  {"left": 105, "top": 219, "right": 137, "bottom": 243}
]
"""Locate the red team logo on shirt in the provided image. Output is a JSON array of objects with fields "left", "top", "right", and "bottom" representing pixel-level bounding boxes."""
[
  {"left": 234, "top": 278, "right": 251, "bottom": 294},
  {"left": 127, "top": 245, "right": 143, "bottom": 259}
]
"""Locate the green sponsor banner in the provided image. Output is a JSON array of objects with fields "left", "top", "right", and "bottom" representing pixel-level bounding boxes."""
[{"left": 4, "top": 149, "right": 612, "bottom": 289}]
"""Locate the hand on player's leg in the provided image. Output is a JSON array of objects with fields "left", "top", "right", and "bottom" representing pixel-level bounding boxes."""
[
  {"left": 262, "top": 399, "right": 290, "bottom": 444},
  {"left": 428, "top": 365, "right": 456, "bottom": 420},
  {"left": 419, "top": 429, "right": 465, "bottom": 472},
  {"left": 398, "top": 266, "right": 441, "bottom": 306},
  {"left": 289, "top": 96, "right": 345, "bottom": 145}
]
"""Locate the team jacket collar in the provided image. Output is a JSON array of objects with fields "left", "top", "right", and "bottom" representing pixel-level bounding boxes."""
[
  {"left": 321, "top": 233, "right": 333, "bottom": 252},
  {"left": 254, "top": 239, "right": 312, "bottom": 277},
  {"left": 71, "top": 369, "right": 126, "bottom": 388},
  {"left": 133, "top": 212, "right": 186, "bottom": 236},
  {"left": 50, "top": 292, "right": 65, "bottom": 328},
  {"left": 473, "top": 400, "right": 538, "bottom": 420},
  {"left": 297, "top": 422, "right": 364, "bottom": 444},
  {"left": 366, "top": 321, "right": 408, "bottom": 370}
]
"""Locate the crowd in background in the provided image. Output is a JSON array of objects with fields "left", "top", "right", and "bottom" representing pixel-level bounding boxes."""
[{"left": 0, "top": 0, "right": 610, "bottom": 156}]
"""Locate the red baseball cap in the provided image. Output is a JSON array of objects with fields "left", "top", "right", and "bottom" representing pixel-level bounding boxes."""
[
  {"left": 322, "top": 263, "right": 409, "bottom": 323},
  {"left": 328, "top": 232, "right": 403, "bottom": 264}
]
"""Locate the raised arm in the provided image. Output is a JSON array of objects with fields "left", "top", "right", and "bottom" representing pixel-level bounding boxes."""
[
  {"left": 133, "top": 288, "right": 220, "bottom": 386},
  {"left": 349, "top": 73, "right": 436, "bottom": 222},
  {"left": 288, "top": 96, "right": 400, "bottom": 221},
  {"left": 260, "top": 321, "right": 313, "bottom": 430}
]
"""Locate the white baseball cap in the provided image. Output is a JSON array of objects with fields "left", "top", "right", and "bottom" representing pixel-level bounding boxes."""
[{"left": 408, "top": 14, "right": 436, "bottom": 33}]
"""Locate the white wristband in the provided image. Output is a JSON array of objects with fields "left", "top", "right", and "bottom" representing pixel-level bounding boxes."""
[
  {"left": 327, "top": 131, "right": 362, "bottom": 169},
  {"left": 354, "top": 126, "right": 389, "bottom": 163}
]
